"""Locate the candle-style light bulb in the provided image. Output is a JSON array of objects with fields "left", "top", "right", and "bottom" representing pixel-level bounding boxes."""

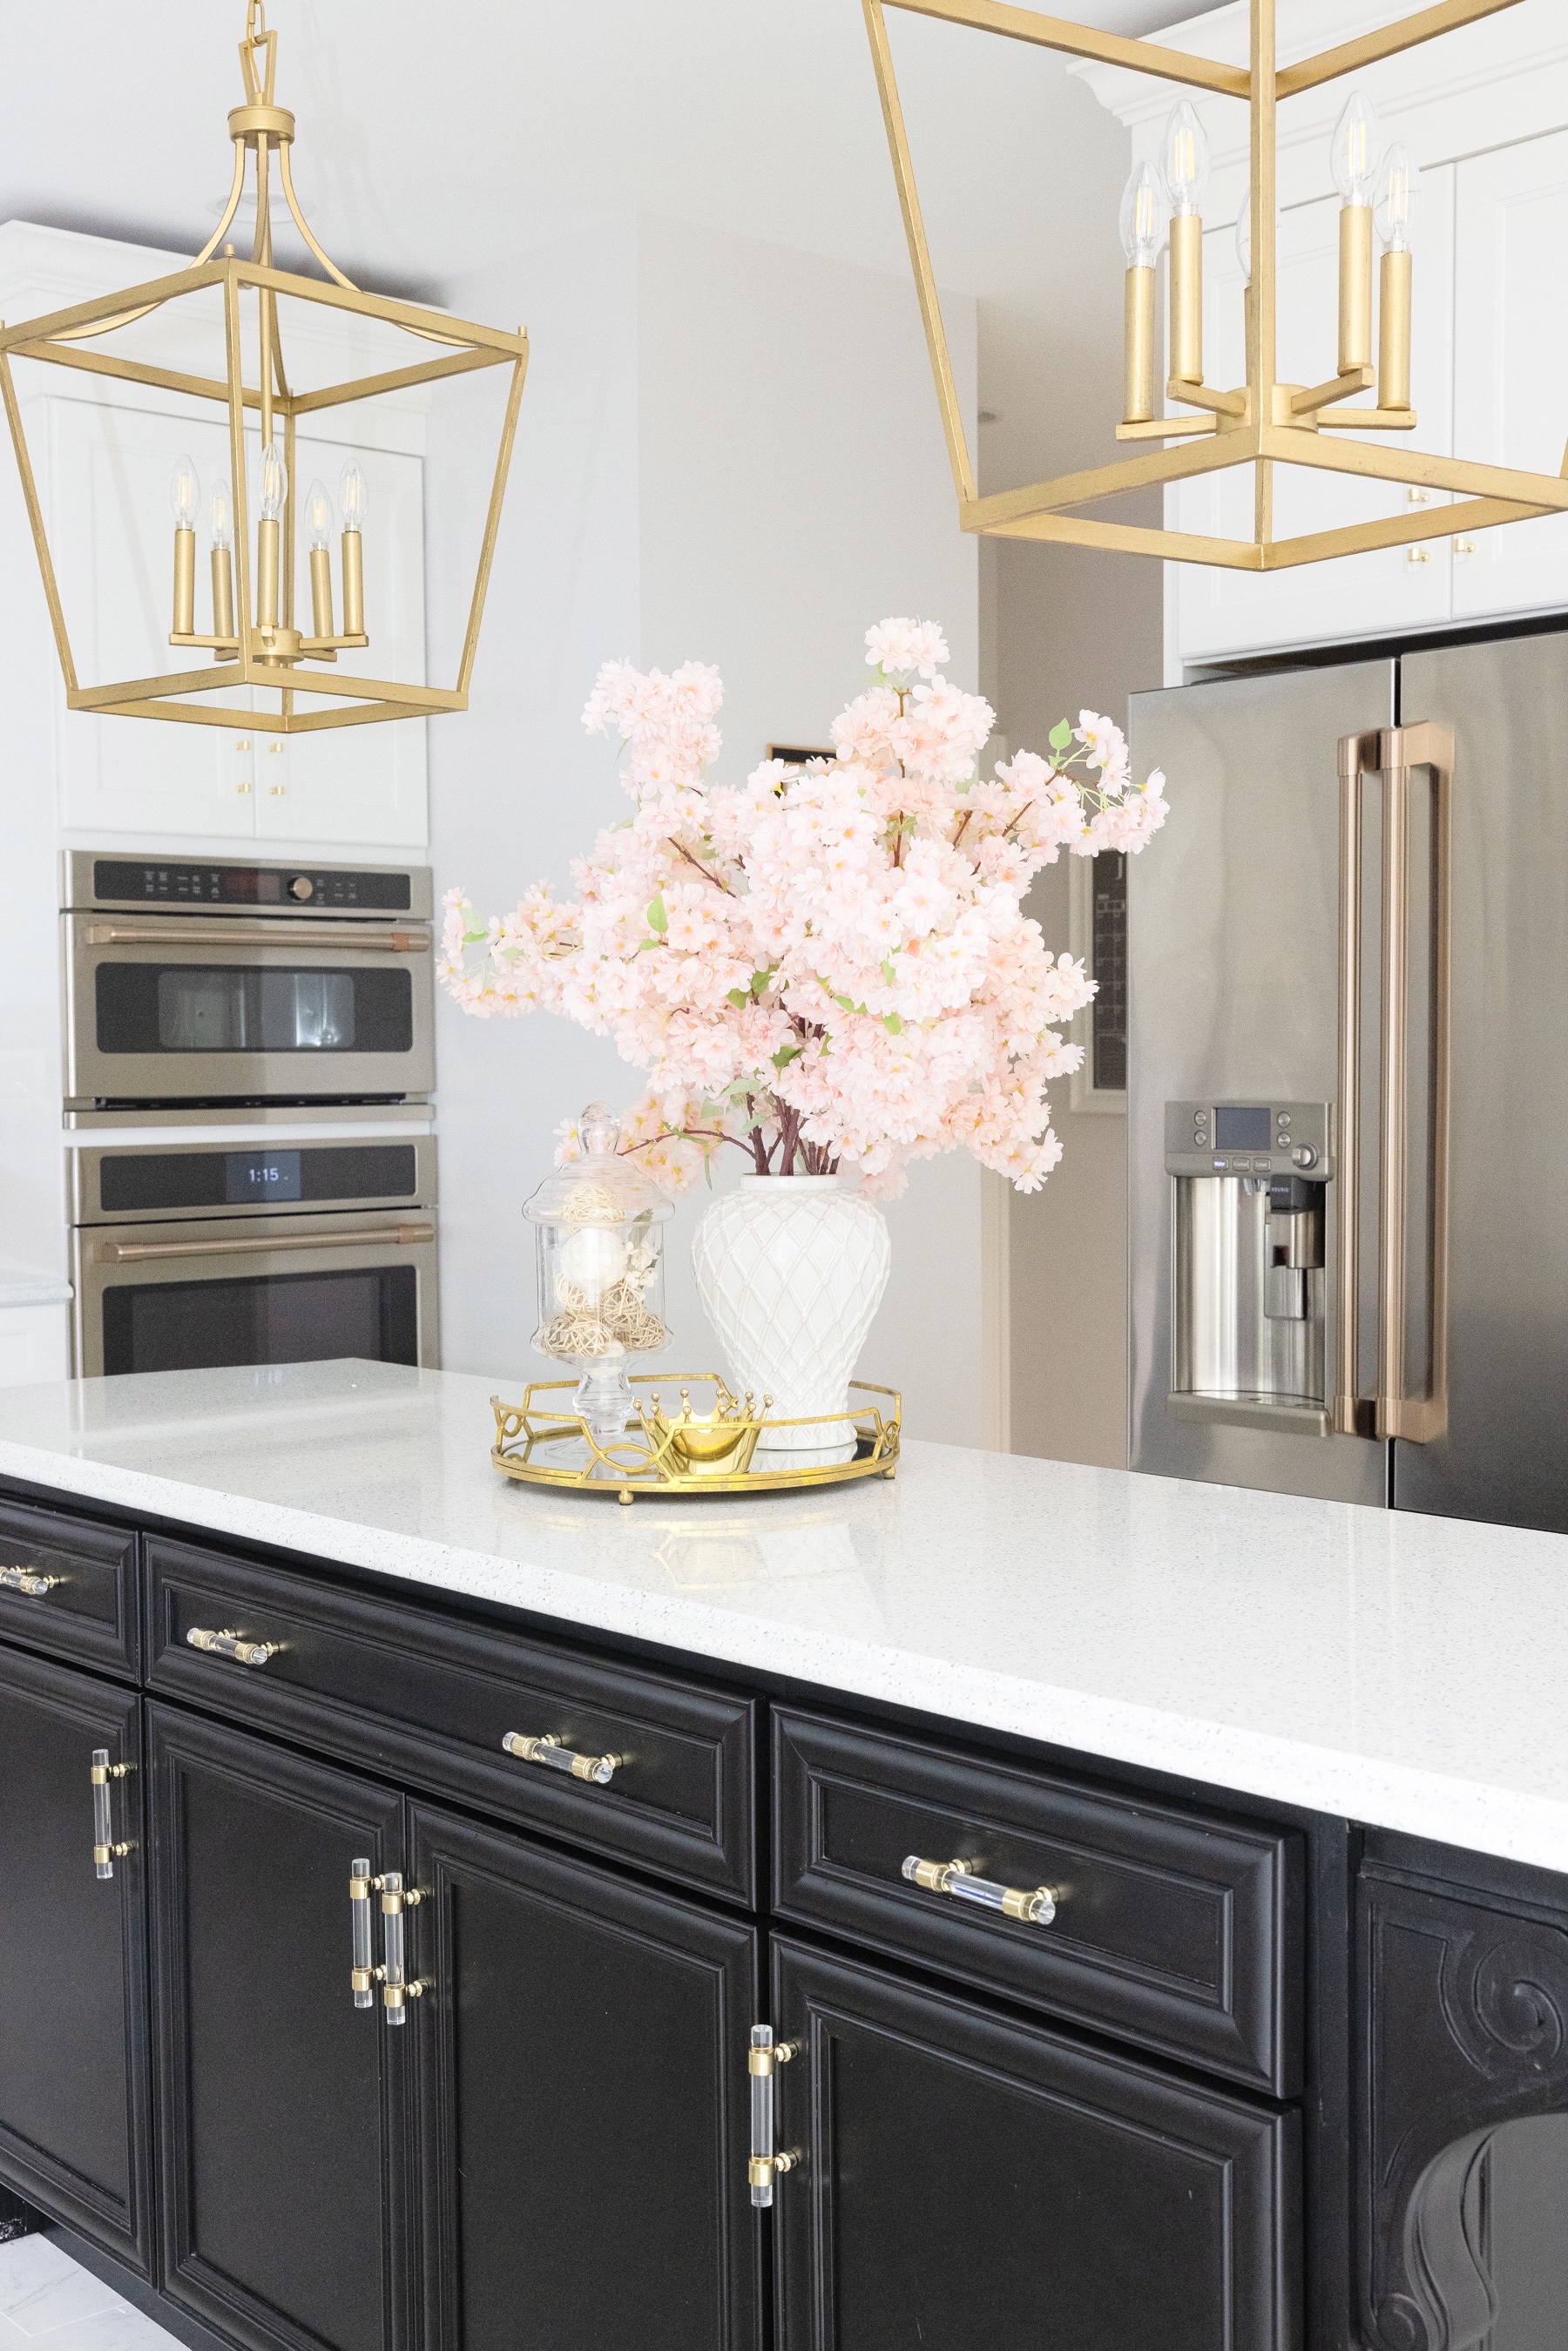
[
  {"left": 208, "top": 476, "right": 235, "bottom": 648},
  {"left": 1161, "top": 102, "right": 1209, "bottom": 388},
  {"left": 1119, "top": 164, "right": 1166, "bottom": 425},
  {"left": 305, "top": 477, "right": 335, "bottom": 641},
  {"left": 1332, "top": 92, "right": 1382, "bottom": 376},
  {"left": 255, "top": 441, "right": 287, "bottom": 630},
  {"left": 169, "top": 455, "right": 199, "bottom": 639},
  {"left": 339, "top": 459, "right": 367, "bottom": 639},
  {"left": 1375, "top": 143, "right": 1420, "bottom": 413}
]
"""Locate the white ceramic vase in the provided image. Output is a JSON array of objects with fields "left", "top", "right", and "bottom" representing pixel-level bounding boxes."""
[{"left": 692, "top": 1175, "right": 892, "bottom": 1451}]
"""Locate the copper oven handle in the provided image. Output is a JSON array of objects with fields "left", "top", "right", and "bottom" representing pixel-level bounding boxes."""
[
  {"left": 81, "top": 922, "right": 429, "bottom": 952},
  {"left": 98, "top": 1222, "right": 435, "bottom": 1266}
]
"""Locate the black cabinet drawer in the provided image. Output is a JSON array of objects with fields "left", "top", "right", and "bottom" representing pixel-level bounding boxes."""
[
  {"left": 773, "top": 1706, "right": 1300, "bottom": 2093},
  {"left": 0, "top": 1496, "right": 137, "bottom": 1679},
  {"left": 773, "top": 1936, "right": 1298, "bottom": 2351},
  {"left": 145, "top": 1536, "right": 757, "bottom": 1904}
]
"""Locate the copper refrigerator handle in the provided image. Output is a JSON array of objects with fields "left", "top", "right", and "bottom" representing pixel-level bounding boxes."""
[
  {"left": 98, "top": 1222, "right": 435, "bottom": 1266},
  {"left": 1334, "top": 724, "right": 1452, "bottom": 1445}
]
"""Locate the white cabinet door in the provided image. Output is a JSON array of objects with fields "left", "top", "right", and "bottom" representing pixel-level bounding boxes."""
[
  {"left": 253, "top": 429, "right": 429, "bottom": 848},
  {"left": 44, "top": 395, "right": 253, "bottom": 837},
  {"left": 1172, "top": 169, "right": 1456, "bottom": 665},
  {"left": 1452, "top": 131, "right": 1568, "bottom": 621}
]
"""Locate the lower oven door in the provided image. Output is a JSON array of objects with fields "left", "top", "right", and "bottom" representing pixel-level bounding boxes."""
[{"left": 71, "top": 1213, "right": 439, "bottom": 1378}]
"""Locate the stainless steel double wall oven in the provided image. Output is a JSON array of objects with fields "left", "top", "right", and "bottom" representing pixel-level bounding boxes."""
[{"left": 64, "top": 853, "right": 438, "bottom": 1378}]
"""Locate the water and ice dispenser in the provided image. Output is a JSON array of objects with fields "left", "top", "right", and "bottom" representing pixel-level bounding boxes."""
[{"left": 1166, "top": 1101, "right": 1333, "bottom": 1422}]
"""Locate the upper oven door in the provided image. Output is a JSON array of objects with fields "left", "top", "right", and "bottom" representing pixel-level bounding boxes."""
[{"left": 64, "top": 914, "right": 435, "bottom": 1105}]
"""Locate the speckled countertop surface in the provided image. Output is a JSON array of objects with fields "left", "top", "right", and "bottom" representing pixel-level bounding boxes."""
[{"left": 0, "top": 1358, "right": 1559, "bottom": 1871}]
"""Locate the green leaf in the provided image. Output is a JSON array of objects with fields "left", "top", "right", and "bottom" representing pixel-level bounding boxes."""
[
  {"left": 726, "top": 988, "right": 749, "bottom": 1009},
  {"left": 751, "top": 969, "right": 775, "bottom": 996},
  {"left": 645, "top": 894, "right": 668, "bottom": 935},
  {"left": 883, "top": 1013, "right": 903, "bottom": 1035},
  {"left": 881, "top": 959, "right": 896, "bottom": 984},
  {"left": 1048, "top": 719, "right": 1073, "bottom": 753},
  {"left": 773, "top": 1044, "right": 801, "bottom": 1071}
]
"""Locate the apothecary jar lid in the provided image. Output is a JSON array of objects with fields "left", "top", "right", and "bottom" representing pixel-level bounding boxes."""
[{"left": 522, "top": 1102, "right": 674, "bottom": 1227}]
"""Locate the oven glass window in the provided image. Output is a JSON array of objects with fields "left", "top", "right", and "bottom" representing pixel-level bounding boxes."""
[
  {"left": 95, "top": 965, "right": 413, "bottom": 1055},
  {"left": 101, "top": 1266, "right": 418, "bottom": 1375}
]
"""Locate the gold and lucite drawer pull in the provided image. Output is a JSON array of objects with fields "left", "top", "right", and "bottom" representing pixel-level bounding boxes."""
[
  {"left": 747, "top": 2026, "right": 800, "bottom": 2206},
  {"left": 186, "top": 1626, "right": 280, "bottom": 1667},
  {"left": 349, "top": 1860, "right": 375, "bottom": 2010},
  {"left": 349, "top": 1864, "right": 428, "bottom": 2025},
  {"left": 0, "top": 1565, "right": 62, "bottom": 1597},
  {"left": 902, "top": 1854, "right": 1058, "bottom": 1928},
  {"left": 91, "top": 1748, "right": 135, "bottom": 1880},
  {"left": 501, "top": 1731, "right": 620, "bottom": 1786}
]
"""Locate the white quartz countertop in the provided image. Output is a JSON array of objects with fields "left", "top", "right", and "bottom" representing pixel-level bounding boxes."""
[{"left": 0, "top": 1359, "right": 1561, "bottom": 1873}]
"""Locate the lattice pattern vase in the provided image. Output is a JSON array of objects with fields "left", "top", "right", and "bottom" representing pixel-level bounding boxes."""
[{"left": 692, "top": 1176, "right": 892, "bottom": 1450}]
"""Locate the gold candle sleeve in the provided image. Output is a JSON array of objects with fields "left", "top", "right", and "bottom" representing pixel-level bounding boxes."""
[
  {"left": 1379, "top": 247, "right": 1413, "bottom": 412},
  {"left": 309, "top": 545, "right": 335, "bottom": 641},
  {"left": 172, "top": 528, "right": 196, "bottom": 638},
  {"left": 1168, "top": 213, "right": 1204, "bottom": 388},
  {"left": 341, "top": 527, "right": 364, "bottom": 639},
  {"left": 1338, "top": 206, "right": 1374, "bottom": 375},
  {"left": 1124, "top": 265, "right": 1157, "bottom": 424},
  {"left": 257, "top": 517, "right": 280, "bottom": 630},
  {"left": 211, "top": 545, "right": 235, "bottom": 645}
]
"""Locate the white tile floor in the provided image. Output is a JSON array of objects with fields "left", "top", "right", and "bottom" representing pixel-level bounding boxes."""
[{"left": 0, "top": 2237, "right": 178, "bottom": 2351}]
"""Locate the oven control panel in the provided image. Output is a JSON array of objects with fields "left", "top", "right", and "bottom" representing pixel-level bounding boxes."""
[
  {"left": 63, "top": 851, "right": 434, "bottom": 921},
  {"left": 1164, "top": 1099, "right": 1333, "bottom": 1179}
]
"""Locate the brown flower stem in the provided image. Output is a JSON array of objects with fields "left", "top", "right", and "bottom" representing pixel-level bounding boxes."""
[{"left": 666, "top": 837, "right": 735, "bottom": 895}]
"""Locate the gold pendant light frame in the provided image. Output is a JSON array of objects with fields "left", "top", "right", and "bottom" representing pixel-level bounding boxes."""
[
  {"left": 865, "top": 0, "right": 1568, "bottom": 570},
  {"left": 0, "top": 3, "right": 528, "bottom": 732}
]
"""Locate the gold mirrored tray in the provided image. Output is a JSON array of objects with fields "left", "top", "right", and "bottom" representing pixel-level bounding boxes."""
[{"left": 490, "top": 1375, "right": 901, "bottom": 1503}]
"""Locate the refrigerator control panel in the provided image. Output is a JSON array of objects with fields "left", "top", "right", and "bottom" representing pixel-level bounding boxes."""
[{"left": 1165, "top": 1099, "right": 1332, "bottom": 1180}]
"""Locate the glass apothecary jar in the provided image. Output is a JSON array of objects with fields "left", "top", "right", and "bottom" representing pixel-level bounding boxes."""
[{"left": 522, "top": 1103, "right": 672, "bottom": 1446}]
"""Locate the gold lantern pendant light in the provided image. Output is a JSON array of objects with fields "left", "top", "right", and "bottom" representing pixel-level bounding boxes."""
[
  {"left": 864, "top": 0, "right": 1568, "bottom": 571},
  {"left": 0, "top": 0, "right": 528, "bottom": 733}
]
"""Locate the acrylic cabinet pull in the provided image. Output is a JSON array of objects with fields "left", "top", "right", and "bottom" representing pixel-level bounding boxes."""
[
  {"left": 349, "top": 1859, "right": 375, "bottom": 2009},
  {"left": 372, "top": 1871, "right": 427, "bottom": 2026},
  {"left": 902, "top": 1854, "right": 1058, "bottom": 1927},
  {"left": 186, "top": 1625, "right": 280, "bottom": 1666},
  {"left": 91, "top": 1748, "right": 134, "bottom": 1879},
  {"left": 0, "top": 1565, "right": 62, "bottom": 1597},
  {"left": 501, "top": 1731, "right": 621, "bottom": 1787},
  {"left": 747, "top": 2026, "right": 800, "bottom": 2205}
]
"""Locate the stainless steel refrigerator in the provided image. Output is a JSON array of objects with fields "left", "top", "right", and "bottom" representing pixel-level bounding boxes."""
[{"left": 1128, "top": 626, "right": 1568, "bottom": 1534}]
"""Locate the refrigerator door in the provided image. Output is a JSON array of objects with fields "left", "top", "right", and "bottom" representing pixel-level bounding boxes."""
[
  {"left": 1128, "top": 661, "right": 1392, "bottom": 1507},
  {"left": 1396, "top": 632, "right": 1568, "bottom": 1532}
]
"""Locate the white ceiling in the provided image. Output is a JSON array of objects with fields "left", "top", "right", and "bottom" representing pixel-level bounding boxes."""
[{"left": 0, "top": 2, "right": 1221, "bottom": 316}]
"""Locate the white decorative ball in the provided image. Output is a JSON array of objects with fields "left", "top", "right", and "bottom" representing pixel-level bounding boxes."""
[{"left": 559, "top": 1226, "right": 627, "bottom": 1304}]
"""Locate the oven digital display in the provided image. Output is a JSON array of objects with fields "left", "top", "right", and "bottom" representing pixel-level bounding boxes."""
[
  {"left": 224, "top": 1149, "right": 303, "bottom": 1204},
  {"left": 1213, "top": 1105, "right": 1273, "bottom": 1151}
]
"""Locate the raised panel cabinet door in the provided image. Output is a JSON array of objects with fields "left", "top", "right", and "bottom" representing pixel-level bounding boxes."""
[
  {"left": 0, "top": 1645, "right": 151, "bottom": 2273},
  {"left": 772, "top": 1936, "right": 1298, "bottom": 2351},
  {"left": 147, "top": 1704, "right": 414, "bottom": 2351},
  {"left": 1453, "top": 132, "right": 1568, "bottom": 622},
  {"left": 1173, "top": 172, "right": 1456, "bottom": 666},
  {"left": 409, "top": 1801, "right": 760, "bottom": 2351}
]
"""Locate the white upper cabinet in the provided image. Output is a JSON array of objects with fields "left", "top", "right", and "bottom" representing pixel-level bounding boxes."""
[
  {"left": 1171, "top": 170, "right": 1456, "bottom": 664},
  {"left": 1451, "top": 130, "right": 1568, "bottom": 623}
]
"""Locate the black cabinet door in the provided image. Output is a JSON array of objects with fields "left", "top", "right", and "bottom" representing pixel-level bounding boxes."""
[
  {"left": 148, "top": 1704, "right": 414, "bottom": 2351},
  {"left": 409, "top": 1801, "right": 760, "bottom": 2351},
  {"left": 0, "top": 1644, "right": 151, "bottom": 2272},
  {"left": 773, "top": 1936, "right": 1298, "bottom": 2351}
]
